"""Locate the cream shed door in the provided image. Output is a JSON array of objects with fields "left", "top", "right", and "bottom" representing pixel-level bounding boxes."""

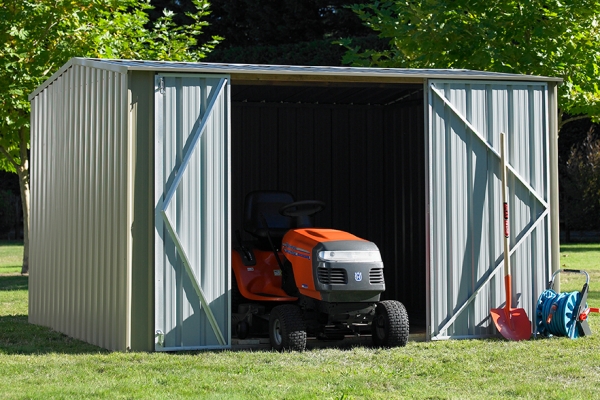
[
  {"left": 154, "top": 74, "right": 231, "bottom": 350},
  {"left": 427, "top": 80, "right": 551, "bottom": 340}
]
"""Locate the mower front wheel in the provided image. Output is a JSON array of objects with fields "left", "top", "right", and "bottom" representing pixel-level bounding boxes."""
[
  {"left": 372, "top": 300, "right": 409, "bottom": 348},
  {"left": 269, "top": 304, "right": 307, "bottom": 351}
]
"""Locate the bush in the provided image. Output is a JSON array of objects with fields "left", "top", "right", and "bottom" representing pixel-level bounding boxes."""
[{"left": 560, "top": 125, "right": 600, "bottom": 234}]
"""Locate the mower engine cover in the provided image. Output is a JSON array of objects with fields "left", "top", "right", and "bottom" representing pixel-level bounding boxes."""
[{"left": 282, "top": 228, "right": 385, "bottom": 302}]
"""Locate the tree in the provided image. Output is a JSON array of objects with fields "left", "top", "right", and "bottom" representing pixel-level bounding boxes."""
[
  {"left": 341, "top": 0, "right": 600, "bottom": 129},
  {"left": 147, "top": 0, "right": 388, "bottom": 66},
  {"left": 560, "top": 125, "right": 600, "bottom": 237},
  {"left": 0, "top": 0, "right": 219, "bottom": 274},
  {"left": 198, "top": 0, "right": 372, "bottom": 48}
]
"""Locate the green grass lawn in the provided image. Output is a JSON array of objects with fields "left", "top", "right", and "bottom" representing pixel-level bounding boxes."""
[
  {"left": 0, "top": 240, "right": 23, "bottom": 274},
  {"left": 0, "top": 242, "right": 599, "bottom": 399},
  {"left": 558, "top": 243, "right": 600, "bottom": 302}
]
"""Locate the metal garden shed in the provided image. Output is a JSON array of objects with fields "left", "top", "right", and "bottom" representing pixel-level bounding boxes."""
[{"left": 29, "top": 57, "right": 561, "bottom": 350}]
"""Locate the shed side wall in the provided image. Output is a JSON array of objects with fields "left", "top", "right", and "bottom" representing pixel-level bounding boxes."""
[{"left": 29, "top": 64, "right": 130, "bottom": 351}]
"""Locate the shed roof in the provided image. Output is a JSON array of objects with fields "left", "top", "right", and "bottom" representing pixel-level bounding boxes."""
[{"left": 30, "top": 57, "right": 562, "bottom": 100}]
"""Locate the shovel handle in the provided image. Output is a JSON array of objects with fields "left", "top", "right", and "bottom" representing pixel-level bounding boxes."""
[{"left": 501, "top": 132, "right": 510, "bottom": 277}]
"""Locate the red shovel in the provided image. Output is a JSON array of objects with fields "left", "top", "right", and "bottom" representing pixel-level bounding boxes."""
[{"left": 490, "top": 132, "right": 531, "bottom": 341}]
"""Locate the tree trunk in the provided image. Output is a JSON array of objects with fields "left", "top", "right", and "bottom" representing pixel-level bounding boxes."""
[
  {"left": 17, "top": 166, "right": 29, "bottom": 274},
  {"left": 18, "top": 126, "right": 30, "bottom": 275}
]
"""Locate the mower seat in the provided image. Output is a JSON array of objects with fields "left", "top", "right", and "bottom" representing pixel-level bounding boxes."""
[{"left": 244, "top": 191, "right": 295, "bottom": 250}]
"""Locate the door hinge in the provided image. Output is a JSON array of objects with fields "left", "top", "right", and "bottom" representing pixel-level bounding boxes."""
[
  {"left": 159, "top": 77, "right": 165, "bottom": 95},
  {"left": 155, "top": 329, "right": 165, "bottom": 347}
]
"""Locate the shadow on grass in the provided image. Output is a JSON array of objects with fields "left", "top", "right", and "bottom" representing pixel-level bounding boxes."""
[
  {"left": 0, "top": 274, "right": 28, "bottom": 291},
  {"left": 0, "top": 240, "right": 24, "bottom": 247},
  {"left": 0, "top": 315, "right": 107, "bottom": 355},
  {"left": 560, "top": 243, "right": 600, "bottom": 253},
  {"left": 0, "top": 274, "right": 106, "bottom": 355}
]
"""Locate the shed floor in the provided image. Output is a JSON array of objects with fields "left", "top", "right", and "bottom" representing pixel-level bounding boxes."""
[{"left": 231, "top": 327, "right": 426, "bottom": 351}]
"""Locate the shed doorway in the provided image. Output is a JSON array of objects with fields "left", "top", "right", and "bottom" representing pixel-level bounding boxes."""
[{"left": 229, "top": 81, "right": 427, "bottom": 325}]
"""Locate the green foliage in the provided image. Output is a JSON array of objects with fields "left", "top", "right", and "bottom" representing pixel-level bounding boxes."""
[
  {"left": 0, "top": 0, "right": 217, "bottom": 173},
  {"left": 0, "top": 0, "right": 218, "bottom": 272},
  {"left": 342, "top": 0, "right": 600, "bottom": 128}
]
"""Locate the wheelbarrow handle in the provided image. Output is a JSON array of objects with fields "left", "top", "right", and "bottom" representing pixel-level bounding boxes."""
[
  {"left": 549, "top": 269, "right": 590, "bottom": 289},
  {"left": 564, "top": 269, "right": 584, "bottom": 274}
]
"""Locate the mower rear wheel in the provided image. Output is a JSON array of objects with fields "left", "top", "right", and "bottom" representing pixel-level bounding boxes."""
[
  {"left": 269, "top": 304, "right": 307, "bottom": 351},
  {"left": 372, "top": 300, "right": 409, "bottom": 348}
]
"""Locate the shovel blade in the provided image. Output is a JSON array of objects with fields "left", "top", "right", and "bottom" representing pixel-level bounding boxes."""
[{"left": 490, "top": 307, "right": 531, "bottom": 341}]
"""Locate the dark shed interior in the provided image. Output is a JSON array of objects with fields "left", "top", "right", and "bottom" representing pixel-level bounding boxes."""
[{"left": 230, "top": 80, "right": 427, "bottom": 323}]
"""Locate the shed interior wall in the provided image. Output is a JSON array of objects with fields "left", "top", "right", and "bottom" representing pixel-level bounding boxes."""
[{"left": 230, "top": 83, "right": 427, "bottom": 321}]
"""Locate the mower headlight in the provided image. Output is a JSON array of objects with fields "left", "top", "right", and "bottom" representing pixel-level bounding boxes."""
[{"left": 318, "top": 250, "right": 382, "bottom": 263}]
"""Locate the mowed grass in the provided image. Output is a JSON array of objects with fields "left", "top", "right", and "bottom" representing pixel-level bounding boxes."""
[
  {"left": 0, "top": 242, "right": 599, "bottom": 399},
  {"left": 559, "top": 243, "right": 600, "bottom": 302},
  {"left": 0, "top": 240, "right": 23, "bottom": 274}
]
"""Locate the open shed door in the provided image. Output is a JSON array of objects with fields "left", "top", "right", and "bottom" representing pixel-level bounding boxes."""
[
  {"left": 154, "top": 74, "right": 231, "bottom": 350},
  {"left": 427, "top": 80, "right": 551, "bottom": 340}
]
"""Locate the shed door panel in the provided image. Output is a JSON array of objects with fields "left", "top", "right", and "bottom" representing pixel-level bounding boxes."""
[
  {"left": 428, "top": 80, "right": 550, "bottom": 339},
  {"left": 154, "top": 75, "right": 231, "bottom": 350}
]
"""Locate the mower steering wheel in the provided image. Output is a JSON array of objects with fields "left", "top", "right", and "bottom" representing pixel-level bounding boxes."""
[{"left": 279, "top": 200, "right": 325, "bottom": 218}]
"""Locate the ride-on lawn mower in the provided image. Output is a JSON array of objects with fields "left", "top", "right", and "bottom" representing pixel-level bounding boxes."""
[{"left": 232, "top": 191, "right": 409, "bottom": 351}]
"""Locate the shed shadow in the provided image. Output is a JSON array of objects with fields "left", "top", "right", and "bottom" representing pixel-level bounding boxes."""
[
  {"left": 0, "top": 315, "right": 107, "bottom": 355},
  {"left": 0, "top": 275, "right": 107, "bottom": 355},
  {"left": 0, "top": 274, "right": 28, "bottom": 291}
]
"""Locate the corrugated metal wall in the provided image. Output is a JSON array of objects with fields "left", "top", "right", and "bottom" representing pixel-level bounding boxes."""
[
  {"left": 30, "top": 64, "right": 131, "bottom": 350},
  {"left": 231, "top": 99, "right": 426, "bottom": 320},
  {"left": 428, "top": 80, "right": 550, "bottom": 339},
  {"left": 154, "top": 75, "right": 231, "bottom": 350},
  {"left": 29, "top": 57, "right": 555, "bottom": 348}
]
